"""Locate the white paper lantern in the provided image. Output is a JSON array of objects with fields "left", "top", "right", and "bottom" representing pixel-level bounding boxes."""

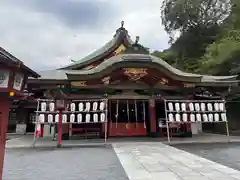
[
  {"left": 221, "top": 113, "right": 227, "bottom": 122},
  {"left": 62, "top": 114, "right": 67, "bottom": 123},
  {"left": 175, "top": 113, "right": 181, "bottom": 122},
  {"left": 86, "top": 113, "right": 90, "bottom": 123},
  {"left": 182, "top": 113, "right": 188, "bottom": 122},
  {"left": 207, "top": 103, "right": 213, "bottom": 111},
  {"left": 70, "top": 103, "right": 76, "bottom": 112},
  {"left": 77, "top": 114, "right": 82, "bottom": 123},
  {"left": 181, "top": 103, "right": 186, "bottom": 111},
  {"left": 93, "top": 102, "right": 98, "bottom": 111},
  {"left": 39, "top": 114, "right": 45, "bottom": 123},
  {"left": 100, "top": 102, "right": 105, "bottom": 111},
  {"left": 175, "top": 103, "right": 180, "bottom": 112},
  {"left": 190, "top": 114, "right": 195, "bottom": 122},
  {"left": 200, "top": 103, "right": 206, "bottom": 111},
  {"left": 41, "top": 102, "right": 47, "bottom": 112},
  {"left": 219, "top": 103, "right": 225, "bottom": 111},
  {"left": 189, "top": 103, "right": 194, "bottom": 111},
  {"left": 208, "top": 114, "right": 213, "bottom": 122},
  {"left": 214, "top": 113, "right": 219, "bottom": 122},
  {"left": 203, "top": 114, "right": 208, "bottom": 122},
  {"left": 49, "top": 102, "right": 55, "bottom": 112},
  {"left": 48, "top": 114, "right": 53, "bottom": 123},
  {"left": 55, "top": 114, "right": 59, "bottom": 123},
  {"left": 70, "top": 114, "right": 75, "bottom": 123},
  {"left": 196, "top": 114, "right": 201, "bottom": 122},
  {"left": 85, "top": 102, "right": 90, "bottom": 111},
  {"left": 78, "top": 102, "right": 84, "bottom": 111},
  {"left": 168, "top": 113, "right": 174, "bottom": 122},
  {"left": 168, "top": 102, "right": 174, "bottom": 111},
  {"left": 214, "top": 103, "right": 219, "bottom": 111},
  {"left": 93, "top": 113, "right": 98, "bottom": 122},
  {"left": 195, "top": 103, "right": 200, "bottom": 111},
  {"left": 100, "top": 113, "right": 105, "bottom": 122}
]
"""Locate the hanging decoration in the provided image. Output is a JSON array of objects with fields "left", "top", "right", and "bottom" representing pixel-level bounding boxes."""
[
  {"left": 134, "top": 100, "right": 138, "bottom": 128},
  {"left": 165, "top": 100, "right": 229, "bottom": 143},
  {"left": 35, "top": 100, "right": 107, "bottom": 124},
  {"left": 115, "top": 100, "right": 119, "bottom": 128},
  {"left": 126, "top": 100, "right": 130, "bottom": 129},
  {"left": 143, "top": 100, "right": 146, "bottom": 129}
]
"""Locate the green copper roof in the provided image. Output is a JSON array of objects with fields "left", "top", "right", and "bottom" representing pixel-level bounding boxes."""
[
  {"left": 35, "top": 53, "right": 238, "bottom": 85},
  {"left": 60, "top": 22, "right": 134, "bottom": 70}
]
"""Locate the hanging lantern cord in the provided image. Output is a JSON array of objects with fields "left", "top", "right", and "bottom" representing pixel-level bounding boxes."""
[
  {"left": 127, "top": 100, "right": 130, "bottom": 124},
  {"left": 116, "top": 100, "right": 119, "bottom": 128},
  {"left": 143, "top": 100, "right": 146, "bottom": 129},
  {"left": 135, "top": 100, "right": 138, "bottom": 128}
]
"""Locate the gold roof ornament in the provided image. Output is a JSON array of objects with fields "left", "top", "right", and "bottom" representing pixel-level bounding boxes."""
[
  {"left": 114, "top": 44, "right": 126, "bottom": 55},
  {"left": 71, "top": 81, "right": 87, "bottom": 87},
  {"left": 123, "top": 68, "right": 148, "bottom": 81}
]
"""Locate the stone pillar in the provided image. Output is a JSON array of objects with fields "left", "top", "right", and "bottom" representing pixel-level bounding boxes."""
[
  {"left": 0, "top": 97, "right": 11, "bottom": 180},
  {"left": 149, "top": 98, "right": 157, "bottom": 137}
]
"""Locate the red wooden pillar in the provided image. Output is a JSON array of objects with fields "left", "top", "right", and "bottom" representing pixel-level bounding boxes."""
[
  {"left": 40, "top": 124, "right": 44, "bottom": 137},
  {"left": 57, "top": 110, "right": 63, "bottom": 147},
  {"left": 149, "top": 98, "right": 157, "bottom": 137},
  {"left": 0, "top": 97, "right": 11, "bottom": 180}
]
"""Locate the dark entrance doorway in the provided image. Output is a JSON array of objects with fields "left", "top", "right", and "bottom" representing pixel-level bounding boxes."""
[{"left": 109, "top": 99, "right": 149, "bottom": 137}]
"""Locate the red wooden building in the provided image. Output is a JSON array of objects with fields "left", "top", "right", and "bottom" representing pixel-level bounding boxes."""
[{"left": 24, "top": 21, "right": 239, "bottom": 138}]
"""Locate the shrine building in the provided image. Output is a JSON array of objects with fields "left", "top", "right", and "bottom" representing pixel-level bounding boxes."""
[{"left": 13, "top": 21, "right": 239, "bottom": 139}]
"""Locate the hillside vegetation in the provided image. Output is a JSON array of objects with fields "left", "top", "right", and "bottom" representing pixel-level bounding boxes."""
[{"left": 154, "top": 0, "right": 240, "bottom": 76}]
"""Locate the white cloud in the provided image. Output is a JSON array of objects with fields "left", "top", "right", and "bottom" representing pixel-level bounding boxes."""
[{"left": 0, "top": 0, "right": 169, "bottom": 71}]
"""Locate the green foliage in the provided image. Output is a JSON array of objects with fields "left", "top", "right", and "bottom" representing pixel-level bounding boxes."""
[
  {"left": 161, "top": 0, "right": 231, "bottom": 40},
  {"left": 159, "top": 0, "right": 240, "bottom": 75},
  {"left": 199, "top": 0, "right": 240, "bottom": 75},
  {"left": 200, "top": 37, "right": 240, "bottom": 75}
]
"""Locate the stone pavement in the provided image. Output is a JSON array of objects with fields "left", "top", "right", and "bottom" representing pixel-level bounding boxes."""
[
  {"left": 6, "top": 133, "right": 240, "bottom": 149},
  {"left": 113, "top": 142, "right": 240, "bottom": 180},
  {"left": 173, "top": 143, "right": 240, "bottom": 171},
  {"left": 4, "top": 147, "right": 129, "bottom": 180}
]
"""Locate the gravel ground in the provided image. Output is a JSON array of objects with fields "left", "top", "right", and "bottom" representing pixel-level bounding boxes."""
[
  {"left": 3, "top": 147, "right": 129, "bottom": 180},
  {"left": 172, "top": 142, "right": 240, "bottom": 171}
]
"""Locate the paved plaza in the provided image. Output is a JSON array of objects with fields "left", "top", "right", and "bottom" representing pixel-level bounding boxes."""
[
  {"left": 4, "top": 136, "right": 240, "bottom": 180},
  {"left": 114, "top": 143, "right": 240, "bottom": 180},
  {"left": 173, "top": 143, "right": 240, "bottom": 171},
  {"left": 4, "top": 147, "right": 129, "bottom": 180}
]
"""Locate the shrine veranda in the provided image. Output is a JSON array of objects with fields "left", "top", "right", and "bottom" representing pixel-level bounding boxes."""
[{"left": 33, "top": 97, "right": 229, "bottom": 143}]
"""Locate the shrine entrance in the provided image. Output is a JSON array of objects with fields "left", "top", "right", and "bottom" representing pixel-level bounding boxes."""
[{"left": 108, "top": 99, "right": 150, "bottom": 137}]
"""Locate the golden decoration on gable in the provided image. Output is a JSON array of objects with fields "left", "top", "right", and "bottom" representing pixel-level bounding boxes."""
[
  {"left": 183, "top": 83, "right": 195, "bottom": 88},
  {"left": 158, "top": 78, "right": 169, "bottom": 85},
  {"left": 101, "top": 76, "right": 110, "bottom": 85},
  {"left": 71, "top": 81, "right": 87, "bottom": 87},
  {"left": 114, "top": 44, "right": 126, "bottom": 55},
  {"left": 123, "top": 68, "right": 148, "bottom": 81}
]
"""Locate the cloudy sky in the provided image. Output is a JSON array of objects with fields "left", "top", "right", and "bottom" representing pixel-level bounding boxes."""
[{"left": 0, "top": 0, "right": 169, "bottom": 71}]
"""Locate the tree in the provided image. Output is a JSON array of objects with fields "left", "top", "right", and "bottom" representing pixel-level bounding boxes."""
[
  {"left": 198, "top": 0, "right": 240, "bottom": 75},
  {"left": 161, "top": 0, "right": 232, "bottom": 40}
]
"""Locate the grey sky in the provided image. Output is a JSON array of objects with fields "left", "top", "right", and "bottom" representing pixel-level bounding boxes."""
[{"left": 0, "top": 0, "right": 169, "bottom": 71}]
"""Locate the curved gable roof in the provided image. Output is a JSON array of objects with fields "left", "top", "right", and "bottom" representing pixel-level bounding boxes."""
[
  {"left": 32, "top": 53, "right": 239, "bottom": 86},
  {"left": 60, "top": 21, "right": 134, "bottom": 70}
]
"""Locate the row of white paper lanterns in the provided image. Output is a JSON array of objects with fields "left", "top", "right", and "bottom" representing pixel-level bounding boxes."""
[
  {"left": 168, "top": 102, "right": 225, "bottom": 112},
  {"left": 38, "top": 113, "right": 106, "bottom": 123},
  {"left": 40, "top": 102, "right": 105, "bottom": 112},
  {"left": 168, "top": 113, "right": 227, "bottom": 122}
]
